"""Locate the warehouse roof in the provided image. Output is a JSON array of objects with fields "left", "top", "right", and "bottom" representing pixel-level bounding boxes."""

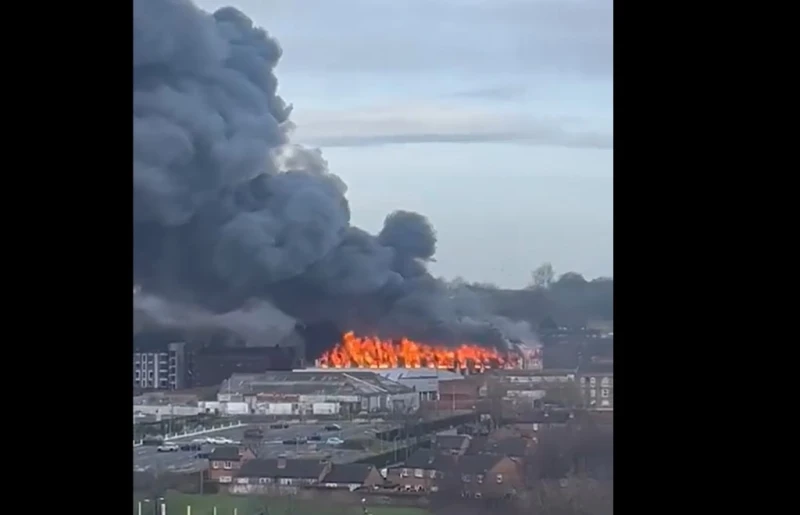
[
  {"left": 301, "top": 367, "right": 465, "bottom": 382},
  {"left": 221, "top": 370, "right": 414, "bottom": 396}
]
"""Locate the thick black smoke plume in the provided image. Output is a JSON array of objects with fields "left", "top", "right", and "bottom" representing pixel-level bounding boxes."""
[{"left": 133, "top": 0, "right": 532, "bottom": 349}]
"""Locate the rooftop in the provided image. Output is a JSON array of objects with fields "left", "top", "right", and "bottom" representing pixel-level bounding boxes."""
[
  {"left": 467, "top": 436, "right": 529, "bottom": 457},
  {"left": 299, "top": 368, "right": 465, "bottom": 382},
  {"left": 221, "top": 371, "right": 414, "bottom": 396},
  {"left": 323, "top": 463, "right": 376, "bottom": 484},
  {"left": 578, "top": 361, "right": 614, "bottom": 375},
  {"left": 433, "top": 435, "right": 471, "bottom": 452},
  {"left": 398, "top": 449, "right": 505, "bottom": 474},
  {"left": 208, "top": 446, "right": 244, "bottom": 461},
  {"left": 238, "top": 458, "right": 328, "bottom": 479}
]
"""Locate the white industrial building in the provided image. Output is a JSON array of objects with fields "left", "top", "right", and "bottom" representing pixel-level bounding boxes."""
[
  {"left": 218, "top": 370, "right": 419, "bottom": 415},
  {"left": 300, "top": 368, "right": 464, "bottom": 403}
]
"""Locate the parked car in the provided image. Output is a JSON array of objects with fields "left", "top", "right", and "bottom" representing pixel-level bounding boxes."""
[
  {"left": 323, "top": 424, "right": 342, "bottom": 431},
  {"left": 326, "top": 437, "right": 344, "bottom": 446},
  {"left": 179, "top": 443, "right": 202, "bottom": 451},
  {"left": 270, "top": 423, "right": 290, "bottom": 429},
  {"left": 157, "top": 443, "right": 180, "bottom": 452}
]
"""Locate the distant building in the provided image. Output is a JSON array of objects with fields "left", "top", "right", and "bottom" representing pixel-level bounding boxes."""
[
  {"left": 191, "top": 335, "right": 304, "bottom": 388},
  {"left": 133, "top": 331, "right": 188, "bottom": 390},
  {"left": 219, "top": 370, "right": 418, "bottom": 414},
  {"left": 387, "top": 450, "right": 524, "bottom": 497},
  {"left": 207, "top": 446, "right": 256, "bottom": 484},
  {"left": 233, "top": 457, "right": 331, "bottom": 493},
  {"left": 301, "top": 367, "right": 465, "bottom": 403},
  {"left": 578, "top": 361, "right": 613, "bottom": 410}
]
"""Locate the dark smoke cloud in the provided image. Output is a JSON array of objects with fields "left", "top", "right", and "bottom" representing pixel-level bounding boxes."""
[{"left": 133, "top": 0, "right": 533, "bottom": 349}]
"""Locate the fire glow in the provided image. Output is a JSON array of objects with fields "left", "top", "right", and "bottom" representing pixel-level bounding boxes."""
[{"left": 316, "top": 331, "right": 523, "bottom": 370}]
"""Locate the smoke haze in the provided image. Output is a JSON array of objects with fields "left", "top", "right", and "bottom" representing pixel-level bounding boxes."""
[{"left": 133, "top": 0, "right": 534, "bottom": 348}]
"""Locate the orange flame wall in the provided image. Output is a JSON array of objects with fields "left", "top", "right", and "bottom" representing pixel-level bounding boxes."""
[{"left": 316, "top": 331, "right": 522, "bottom": 370}]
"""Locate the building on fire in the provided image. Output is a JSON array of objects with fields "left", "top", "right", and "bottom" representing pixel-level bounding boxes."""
[
  {"left": 314, "top": 331, "right": 537, "bottom": 373},
  {"left": 218, "top": 370, "right": 419, "bottom": 415}
]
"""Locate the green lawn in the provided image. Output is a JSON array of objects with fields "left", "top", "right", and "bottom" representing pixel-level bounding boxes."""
[{"left": 133, "top": 493, "right": 430, "bottom": 515}]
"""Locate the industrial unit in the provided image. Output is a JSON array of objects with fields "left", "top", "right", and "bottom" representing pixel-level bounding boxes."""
[
  {"left": 301, "top": 367, "right": 465, "bottom": 403},
  {"left": 218, "top": 370, "right": 419, "bottom": 415}
]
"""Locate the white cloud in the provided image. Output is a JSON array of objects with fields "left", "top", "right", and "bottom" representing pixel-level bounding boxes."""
[{"left": 290, "top": 104, "right": 612, "bottom": 150}]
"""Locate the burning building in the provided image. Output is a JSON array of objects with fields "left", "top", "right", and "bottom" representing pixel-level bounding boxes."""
[{"left": 314, "top": 331, "right": 538, "bottom": 373}]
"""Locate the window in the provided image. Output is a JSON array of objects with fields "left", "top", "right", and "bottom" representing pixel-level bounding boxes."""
[
  {"left": 279, "top": 478, "right": 292, "bottom": 485},
  {"left": 600, "top": 377, "right": 609, "bottom": 387},
  {"left": 223, "top": 461, "right": 233, "bottom": 470},
  {"left": 496, "top": 474, "right": 503, "bottom": 484},
  {"left": 258, "top": 478, "right": 269, "bottom": 484},
  {"left": 589, "top": 390, "right": 596, "bottom": 398},
  {"left": 212, "top": 462, "right": 220, "bottom": 469},
  {"left": 135, "top": 371, "right": 140, "bottom": 380},
  {"left": 601, "top": 389, "right": 609, "bottom": 398},
  {"left": 414, "top": 469, "right": 423, "bottom": 478},
  {"left": 428, "top": 470, "right": 436, "bottom": 479},
  {"left": 477, "top": 474, "right": 484, "bottom": 484},
  {"left": 400, "top": 468, "right": 409, "bottom": 477},
  {"left": 461, "top": 474, "right": 471, "bottom": 483},
  {"left": 589, "top": 377, "right": 596, "bottom": 386},
  {"left": 600, "top": 400, "right": 610, "bottom": 407}
]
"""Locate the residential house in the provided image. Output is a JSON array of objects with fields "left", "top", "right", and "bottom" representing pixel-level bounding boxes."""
[
  {"left": 505, "top": 410, "right": 573, "bottom": 437},
  {"left": 320, "top": 464, "right": 384, "bottom": 490},
  {"left": 386, "top": 450, "right": 447, "bottom": 491},
  {"left": 432, "top": 435, "right": 471, "bottom": 455},
  {"left": 467, "top": 436, "right": 531, "bottom": 459},
  {"left": 446, "top": 454, "right": 524, "bottom": 499},
  {"left": 207, "top": 446, "right": 256, "bottom": 484},
  {"left": 231, "top": 457, "right": 331, "bottom": 494},
  {"left": 387, "top": 449, "right": 524, "bottom": 497},
  {"left": 577, "top": 361, "right": 613, "bottom": 410}
]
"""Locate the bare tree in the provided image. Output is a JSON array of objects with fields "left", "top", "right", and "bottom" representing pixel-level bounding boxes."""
[
  {"left": 529, "top": 263, "right": 556, "bottom": 290},
  {"left": 518, "top": 478, "right": 613, "bottom": 515}
]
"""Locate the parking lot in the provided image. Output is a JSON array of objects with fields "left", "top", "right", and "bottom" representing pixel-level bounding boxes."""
[{"left": 133, "top": 420, "right": 401, "bottom": 473}]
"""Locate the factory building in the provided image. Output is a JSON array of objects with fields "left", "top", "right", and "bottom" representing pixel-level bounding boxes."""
[
  {"left": 218, "top": 370, "right": 419, "bottom": 415},
  {"left": 300, "top": 367, "right": 464, "bottom": 403}
]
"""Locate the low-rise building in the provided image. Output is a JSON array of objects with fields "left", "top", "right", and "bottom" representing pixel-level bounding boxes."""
[
  {"left": 219, "top": 370, "right": 418, "bottom": 415},
  {"left": 207, "top": 446, "right": 256, "bottom": 484},
  {"left": 231, "top": 457, "right": 331, "bottom": 494},
  {"left": 387, "top": 450, "right": 524, "bottom": 497},
  {"left": 466, "top": 436, "right": 531, "bottom": 459},
  {"left": 432, "top": 435, "right": 472, "bottom": 455},
  {"left": 300, "top": 367, "right": 466, "bottom": 403},
  {"left": 577, "top": 362, "right": 613, "bottom": 410},
  {"left": 504, "top": 410, "right": 574, "bottom": 436},
  {"left": 320, "top": 464, "right": 384, "bottom": 490}
]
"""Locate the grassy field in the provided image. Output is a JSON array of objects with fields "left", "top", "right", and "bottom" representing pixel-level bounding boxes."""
[{"left": 134, "top": 492, "right": 431, "bottom": 515}]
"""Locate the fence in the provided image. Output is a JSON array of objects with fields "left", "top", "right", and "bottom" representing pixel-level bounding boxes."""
[{"left": 133, "top": 421, "right": 245, "bottom": 447}]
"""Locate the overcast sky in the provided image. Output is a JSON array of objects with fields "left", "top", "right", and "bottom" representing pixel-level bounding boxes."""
[{"left": 195, "top": 0, "right": 613, "bottom": 288}]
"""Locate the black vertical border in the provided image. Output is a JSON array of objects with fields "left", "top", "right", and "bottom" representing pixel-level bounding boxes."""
[{"left": 17, "top": 0, "right": 132, "bottom": 505}]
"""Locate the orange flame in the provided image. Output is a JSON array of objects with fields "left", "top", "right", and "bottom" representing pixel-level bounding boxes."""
[{"left": 317, "top": 331, "right": 520, "bottom": 370}]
